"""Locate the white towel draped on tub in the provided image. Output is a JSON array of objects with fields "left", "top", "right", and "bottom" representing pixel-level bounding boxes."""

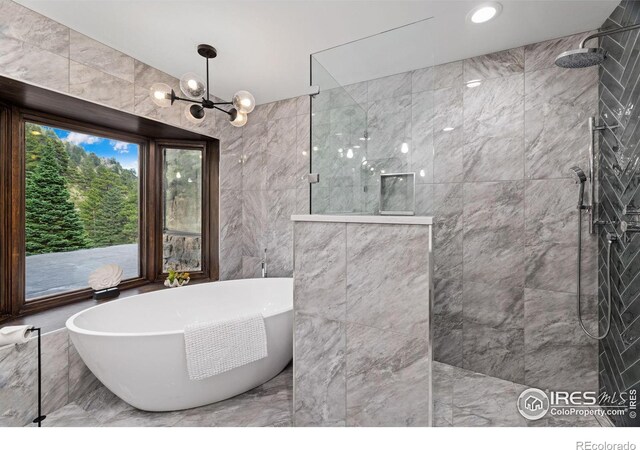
[{"left": 184, "top": 314, "right": 268, "bottom": 381}]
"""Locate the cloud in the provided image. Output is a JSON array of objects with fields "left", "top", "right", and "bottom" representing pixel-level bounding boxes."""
[
  {"left": 120, "top": 160, "right": 138, "bottom": 174},
  {"left": 110, "top": 140, "right": 130, "bottom": 154},
  {"left": 64, "top": 132, "right": 101, "bottom": 146}
]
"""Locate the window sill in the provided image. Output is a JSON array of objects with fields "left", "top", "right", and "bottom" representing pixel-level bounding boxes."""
[{"left": 0, "top": 278, "right": 212, "bottom": 333}]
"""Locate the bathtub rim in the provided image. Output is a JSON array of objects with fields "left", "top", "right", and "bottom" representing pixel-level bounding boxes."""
[{"left": 66, "top": 277, "right": 293, "bottom": 338}]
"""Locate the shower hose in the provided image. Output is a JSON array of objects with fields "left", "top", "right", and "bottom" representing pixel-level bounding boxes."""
[{"left": 577, "top": 207, "right": 613, "bottom": 340}]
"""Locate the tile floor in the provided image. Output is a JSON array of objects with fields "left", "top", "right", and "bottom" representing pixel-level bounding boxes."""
[
  {"left": 38, "top": 362, "right": 605, "bottom": 427},
  {"left": 433, "top": 362, "right": 603, "bottom": 427},
  {"left": 38, "top": 365, "right": 292, "bottom": 427}
]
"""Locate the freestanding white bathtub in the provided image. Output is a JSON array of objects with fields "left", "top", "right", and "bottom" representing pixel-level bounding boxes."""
[{"left": 66, "top": 278, "right": 293, "bottom": 412}]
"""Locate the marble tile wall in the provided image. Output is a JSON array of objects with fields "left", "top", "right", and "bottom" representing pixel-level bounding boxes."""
[
  {"left": 308, "top": 31, "right": 599, "bottom": 392},
  {"left": 238, "top": 96, "right": 310, "bottom": 278},
  {"left": 293, "top": 221, "right": 431, "bottom": 426},
  {"left": 0, "top": 328, "right": 99, "bottom": 426}
]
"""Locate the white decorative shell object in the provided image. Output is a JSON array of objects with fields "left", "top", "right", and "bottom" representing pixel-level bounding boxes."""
[
  {"left": 88, "top": 264, "right": 123, "bottom": 290},
  {"left": 164, "top": 278, "right": 190, "bottom": 288}
]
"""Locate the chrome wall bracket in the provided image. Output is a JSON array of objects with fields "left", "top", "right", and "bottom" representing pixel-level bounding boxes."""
[
  {"left": 621, "top": 220, "right": 640, "bottom": 234},
  {"left": 307, "top": 85, "right": 320, "bottom": 98},
  {"left": 623, "top": 204, "right": 640, "bottom": 216}
]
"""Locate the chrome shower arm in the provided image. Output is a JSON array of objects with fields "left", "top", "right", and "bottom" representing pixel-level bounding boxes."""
[{"left": 580, "top": 23, "right": 640, "bottom": 48}]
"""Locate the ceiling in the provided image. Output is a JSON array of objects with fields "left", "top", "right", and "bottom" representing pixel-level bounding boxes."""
[{"left": 16, "top": 0, "right": 619, "bottom": 105}]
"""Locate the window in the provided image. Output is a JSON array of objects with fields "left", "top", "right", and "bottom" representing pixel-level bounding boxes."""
[
  {"left": 0, "top": 81, "right": 219, "bottom": 320},
  {"left": 24, "top": 122, "right": 140, "bottom": 300},
  {"left": 162, "top": 146, "right": 203, "bottom": 272}
]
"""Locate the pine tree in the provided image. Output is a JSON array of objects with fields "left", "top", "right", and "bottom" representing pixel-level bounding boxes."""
[
  {"left": 80, "top": 167, "right": 128, "bottom": 246},
  {"left": 25, "top": 124, "right": 69, "bottom": 175},
  {"left": 25, "top": 146, "right": 89, "bottom": 255},
  {"left": 24, "top": 123, "right": 140, "bottom": 251},
  {"left": 121, "top": 188, "right": 139, "bottom": 243},
  {"left": 76, "top": 154, "right": 99, "bottom": 191}
]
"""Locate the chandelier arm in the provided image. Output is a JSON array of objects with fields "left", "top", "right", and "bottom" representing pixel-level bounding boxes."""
[
  {"left": 213, "top": 105, "right": 233, "bottom": 116},
  {"left": 172, "top": 95, "right": 205, "bottom": 105}
]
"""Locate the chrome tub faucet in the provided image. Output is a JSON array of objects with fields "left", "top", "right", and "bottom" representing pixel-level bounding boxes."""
[{"left": 261, "top": 248, "right": 267, "bottom": 278}]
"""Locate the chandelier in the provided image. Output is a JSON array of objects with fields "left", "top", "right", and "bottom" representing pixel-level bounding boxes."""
[{"left": 149, "top": 44, "right": 255, "bottom": 127}]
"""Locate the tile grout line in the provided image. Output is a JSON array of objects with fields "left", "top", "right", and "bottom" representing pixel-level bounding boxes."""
[{"left": 343, "top": 222, "right": 348, "bottom": 426}]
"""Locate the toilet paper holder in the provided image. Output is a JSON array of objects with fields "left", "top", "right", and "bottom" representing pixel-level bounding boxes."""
[{"left": 1, "top": 326, "right": 46, "bottom": 427}]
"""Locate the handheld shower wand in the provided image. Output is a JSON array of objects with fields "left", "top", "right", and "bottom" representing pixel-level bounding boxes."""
[{"left": 570, "top": 166, "right": 587, "bottom": 209}]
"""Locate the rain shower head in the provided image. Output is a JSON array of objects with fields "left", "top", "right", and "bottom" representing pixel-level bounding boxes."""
[
  {"left": 555, "top": 47, "right": 607, "bottom": 68},
  {"left": 570, "top": 166, "right": 587, "bottom": 183},
  {"left": 555, "top": 23, "right": 640, "bottom": 69}
]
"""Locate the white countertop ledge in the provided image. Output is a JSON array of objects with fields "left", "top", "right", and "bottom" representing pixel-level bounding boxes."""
[{"left": 291, "top": 215, "right": 433, "bottom": 225}]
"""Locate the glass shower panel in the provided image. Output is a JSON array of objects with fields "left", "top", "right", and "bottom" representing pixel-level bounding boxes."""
[
  {"left": 310, "top": 58, "right": 368, "bottom": 214},
  {"left": 310, "top": 18, "right": 434, "bottom": 215}
]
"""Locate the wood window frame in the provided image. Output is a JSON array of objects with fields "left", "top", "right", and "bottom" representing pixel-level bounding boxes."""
[
  {"left": 0, "top": 96, "right": 219, "bottom": 321},
  {"left": 153, "top": 139, "right": 219, "bottom": 282},
  {"left": 0, "top": 102, "right": 10, "bottom": 322}
]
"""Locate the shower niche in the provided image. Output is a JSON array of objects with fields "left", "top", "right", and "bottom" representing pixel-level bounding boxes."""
[{"left": 379, "top": 173, "right": 416, "bottom": 215}]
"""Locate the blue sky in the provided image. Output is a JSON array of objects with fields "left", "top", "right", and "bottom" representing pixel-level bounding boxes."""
[{"left": 50, "top": 127, "right": 139, "bottom": 173}]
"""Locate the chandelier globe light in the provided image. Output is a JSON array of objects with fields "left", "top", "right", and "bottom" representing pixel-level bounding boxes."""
[{"left": 149, "top": 44, "right": 255, "bottom": 127}]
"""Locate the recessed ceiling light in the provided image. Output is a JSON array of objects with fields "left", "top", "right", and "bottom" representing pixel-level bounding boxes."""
[
  {"left": 443, "top": 127, "right": 455, "bottom": 132},
  {"left": 468, "top": 2, "right": 502, "bottom": 24}
]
